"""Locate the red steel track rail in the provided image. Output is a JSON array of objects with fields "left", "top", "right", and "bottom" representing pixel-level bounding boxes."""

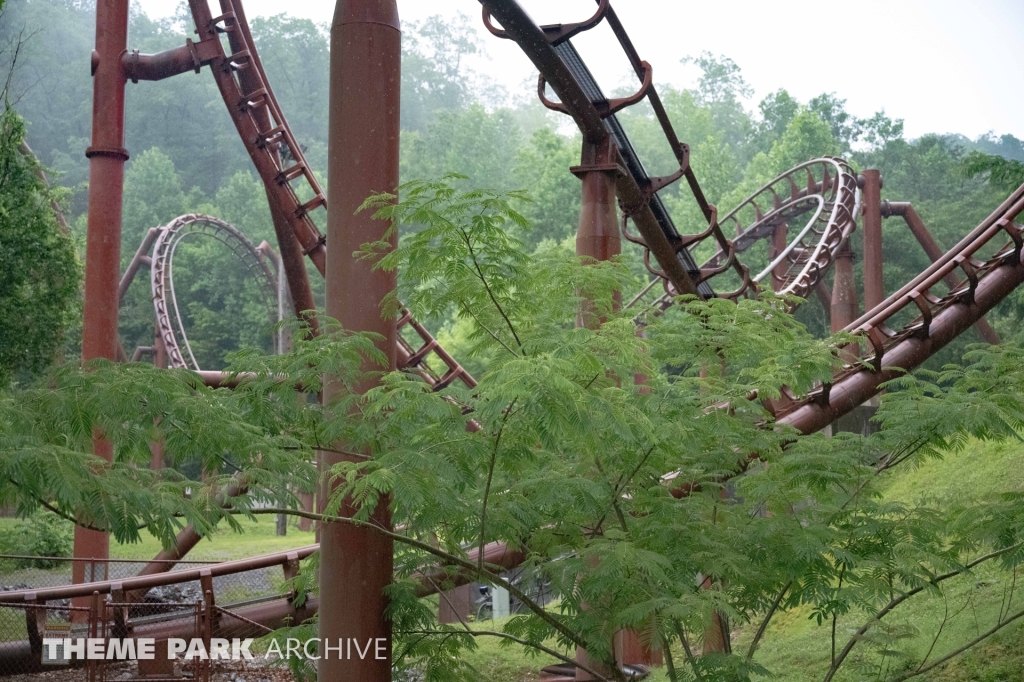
[
  {"left": 775, "top": 183, "right": 1024, "bottom": 434},
  {"left": 181, "top": 0, "right": 477, "bottom": 393}
]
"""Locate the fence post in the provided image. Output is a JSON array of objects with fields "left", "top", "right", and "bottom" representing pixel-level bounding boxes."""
[
  {"left": 201, "top": 569, "right": 215, "bottom": 682},
  {"left": 88, "top": 591, "right": 101, "bottom": 682}
]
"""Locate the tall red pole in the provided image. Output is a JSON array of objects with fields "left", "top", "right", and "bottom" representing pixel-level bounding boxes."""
[
  {"left": 770, "top": 223, "right": 789, "bottom": 293},
  {"left": 831, "top": 240, "right": 860, "bottom": 362},
  {"left": 75, "top": 0, "right": 130, "bottom": 594},
  {"left": 861, "top": 170, "right": 884, "bottom": 312},
  {"left": 572, "top": 137, "right": 622, "bottom": 680},
  {"left": 320, "top": 1, "right": 399, "bottom": 679}
]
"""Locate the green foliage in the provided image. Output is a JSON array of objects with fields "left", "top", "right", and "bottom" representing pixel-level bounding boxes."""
[
  {"left": 0, "top": 105, "right": 80, "bottom": 384},
  {"left": 961, "top": 151, "right": 1024, "bottom": 193},
  {"left": 121, "top": 147, "right": 188, "bottom": 247},
  {"left": 511, "top": 127, "right": 582, "bottom": 248},
  {"left": 0, "top": 511, "right": 74, "bottom": 568},
  {"left": 0, "top": 352, "right": 330, "bottom": 548},
  {"left": 5, "top": 4, "right": 1024, "bottom": 678},
  {"left": 401, "top": 104, "right": 524, "bottom": 192},
  {"left": 4, "top": 176, "right": 1024, "bottom": 682},
  {"left": 401, "top": 12, "right": 487, "bottom": 132}
]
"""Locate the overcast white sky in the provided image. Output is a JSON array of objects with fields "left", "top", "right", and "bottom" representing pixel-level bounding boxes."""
[{"left": 136, "top": 0, "right": 1024, "bottom": 140}]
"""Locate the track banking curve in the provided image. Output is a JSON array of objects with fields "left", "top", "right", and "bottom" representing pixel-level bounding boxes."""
[{"left": 151, "top": 214, "right": 278, "bottom": 370}]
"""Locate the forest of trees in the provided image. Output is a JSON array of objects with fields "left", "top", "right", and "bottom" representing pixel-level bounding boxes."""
[{"left": 1, "top": 0, "right": 1023, "bottom": 374}]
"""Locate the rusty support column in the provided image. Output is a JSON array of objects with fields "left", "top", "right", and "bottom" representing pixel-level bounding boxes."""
[
  {"left": 572, "top": 136, "right": 623, "bottom": 680},
  {"left": 880, "top": 202, "right": 1000, "bottom": 345},
  {"left": 770, "top": 223, "right": 788, "bottom": 293},
  {"left": 830, "top": 240, "right": 859, "bottom": 334},
  {"left": 861, "top": 171, "right": 884, "bottom": 312},
  {"left": 149, "top": 332, "right": 167, "bottom": 470},
  {"left": 268, "top": 191, "right": 321, "bottom": 334},
  {"left": 574, "top": 139, "right": 622, "bottom": 265},
  {"left": 319, "top": 1, "right": 400, "bottom": 680},
  {"left": 299, "top": 489, "right": 314, "bottom": 533},
  {"left": 75, "top": 0, "right": 130, "bottom": 599}
]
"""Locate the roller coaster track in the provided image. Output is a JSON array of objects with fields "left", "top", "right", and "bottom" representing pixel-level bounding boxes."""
[
  {"left": 2, "top": 0, "right": 1022, "bottom": 673},
  {"left": 148, "top": 215, "right": 278, "bottom": 370},
  {"left": 628, "top": 157, "right": 860, "bottom": 311},
  {"left": 182, "top": 0, "right": 478, "bottom": 392},
  {"left": 776, "top": 182, "right": 1024, "bottom": 434},
  {"left": 113, "top": 0, "right": 1024, "bottom": 603}
]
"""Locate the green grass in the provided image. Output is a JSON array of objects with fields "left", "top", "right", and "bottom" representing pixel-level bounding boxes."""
[
  {"left": 0, "top": 516, "right": 316, "bottom": 583},
  {"left": 106, "top": 517, "right": 317, "bottom": 562},
  {"left": 735, "top": 436, "right": 1024, "bottom": 682},
  {"left": 461, "top": 437, "right": 1024, "bottom": 682}
]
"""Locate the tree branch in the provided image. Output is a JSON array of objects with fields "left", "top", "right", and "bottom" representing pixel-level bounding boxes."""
[
  {"left": 746, "top": 581, "right": 791, "bottom": 661},
  {"left": 248, "top": 507, "right": 587, "bottom": 651},
  {"left": 823, "top": 541, "right": 1024, "bottom": 682},
  {"left": 457, "top": 224, "right": 523, "bottom": 351},
  {"left": 674, "top": 620, "right": 704, "bottom": 682},
  {"left": 662, "top": 632, "right": 680, "bottom": 682},
  {"left": 892, "top": 606, "right": 1024, "bottom": 681},
  {"left": 479, "top": 397, "right": 516, "bottom": 574},
  {"left": 459, "top": 300, "right": 519, "bottom": 357}
]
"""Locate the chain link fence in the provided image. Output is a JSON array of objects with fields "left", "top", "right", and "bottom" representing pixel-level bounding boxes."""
[{"left": 0, "top": 552, "right": 311, "bottom": 681}]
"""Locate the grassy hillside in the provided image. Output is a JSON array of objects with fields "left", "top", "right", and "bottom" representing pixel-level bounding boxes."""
[{"left": 735, "top": 436, "right": 1024, "bottom": 682}]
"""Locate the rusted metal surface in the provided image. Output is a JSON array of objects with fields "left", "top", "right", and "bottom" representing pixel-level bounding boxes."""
[
  {"left": 0, "top": 547, "right": 319, "bottom": 676},
  {"left": 116, "top": 215, "right": 279, "bottom": 370},
  {"left": 701, "top": 158, "right": 859, "bottom": 301},
  {"left": 0, "top": 546, "right": 316, "bottom": 605},
  {"left": 0, "top": 539, "right": 529, "bottom": 673},
  {"left": 629, "top": 159, "right": 858, "bottom": 316},
  {"left": 72, "top": 0, "right": 1024, "bottom": 662},
  {"left": 320, "top": 1, "right": 401, "bottom": 679},
  {"left": 168, "top": 0, "right": 474, "bottom": 393},
  {"left": 480, "top": 0, "right": 709, "bottom": 299},
  {"left": 771, "top": 223, "right": 789, "bottom": 292},
  {"left": 830, "top": 240, "right": 859, "bottom": 334},
  {"left": 861, "top": 170, "right": 885, "bottom": 311},
  {"left": 268, "top": 190, "right": 320, "bottom": 335},
  {"left": 880, "top": 201, "right": 1000, "bottom": 345},
  {"left": 185, "top": 0, "right": 327, "bottom": 272},
  {"left": 479, "top": 1, "right": 856, "bottom": 311},
  {"left": 120, "top": 36, "right": 219, "bottom": 83},
  {"left": 572, "top": 135, "right": 622, "bottom": 681},
  {"left": 77, "top": 0, "right": 131, "bottom": 604},
  {"left": 777, "top": 183, "right": 1024, "bottom": 433},
  {"left": 574, "top": 137, "right": 623, "bottom": 266}
]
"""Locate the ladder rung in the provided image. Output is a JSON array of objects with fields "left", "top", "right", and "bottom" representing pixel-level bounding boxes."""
[
  {"left": 295, "top": 195, "right": 326, "bottom": 217},
  {"left": 275, "top": 164, "right": 306, "bottom": 185},
  {"left": 256, "top": 125, "right": 285, "bottom": 148}
]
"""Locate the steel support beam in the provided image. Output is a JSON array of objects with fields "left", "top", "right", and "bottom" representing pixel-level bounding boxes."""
[
  {"left": 861, "top": 170, "right": 885, "bottom": 311},
  {"left": 781, "top": 248, "right": 1024, "bottom": 435},
  {"left": 771, "top": 224, "right": 789, "bottom": 293},
  {"left": 880, "top": 201, "right": 1000, "bottom": 345},
  {"left": 320, "top": 1, "right": 400, "bottom": 679},
  {"left": 830, "top": 241, "right": 859, "bottom": 334},
  {"left": 76, "top": 0, "right": 130, "bottom": 606},
  {"left": 572, "top": 136, "right": 622, "bottom": 681}
]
